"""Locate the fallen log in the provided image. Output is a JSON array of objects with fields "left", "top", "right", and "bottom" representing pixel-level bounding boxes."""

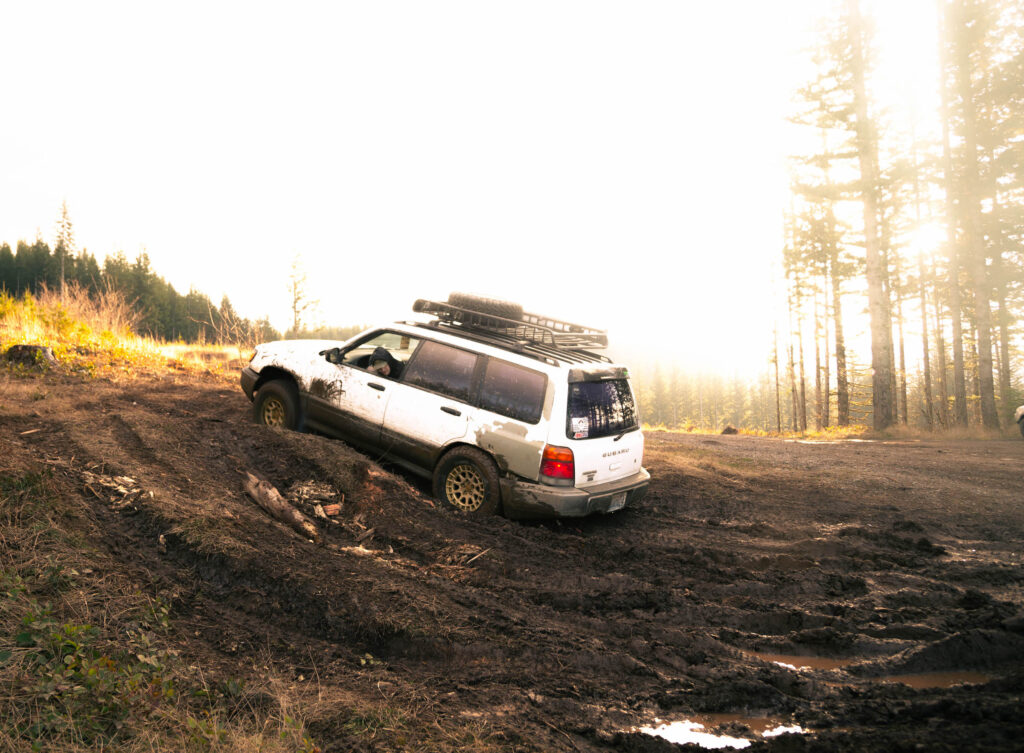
[{"left": 242, "top": 472, "right": 319, "bottom": 542}]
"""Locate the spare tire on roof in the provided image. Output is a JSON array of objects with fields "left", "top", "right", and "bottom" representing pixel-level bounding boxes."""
[{"left": 447, "top": 293, "right": 523, "bottom": 322}]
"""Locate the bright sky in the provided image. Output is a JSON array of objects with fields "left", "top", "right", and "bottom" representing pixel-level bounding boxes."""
[{"left": 1, "top": 0, "right": 938, "bottom": 375}]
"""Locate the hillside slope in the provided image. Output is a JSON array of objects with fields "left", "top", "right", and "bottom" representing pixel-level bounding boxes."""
[{"left": 2, "top": 367, "right": 1023, "bottom": 752}]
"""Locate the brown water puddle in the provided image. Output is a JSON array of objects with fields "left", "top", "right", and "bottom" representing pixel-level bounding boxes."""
[
  {"left": 745, "top": 651, "right": 991, "bottom": 688},
  {"left": 746, "top": 651, "right": 850, "bottom": 671},
  {"left": 880, "top": 671, "right": 990, "bottom": 689}
]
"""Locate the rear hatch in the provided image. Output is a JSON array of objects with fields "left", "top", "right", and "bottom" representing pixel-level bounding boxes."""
[{"left": 563, "top": 367, "right": 644, "bottom": 487}]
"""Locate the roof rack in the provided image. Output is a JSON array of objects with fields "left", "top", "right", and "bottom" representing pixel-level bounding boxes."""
[
  {"left": 412, "top": 298, "right": 609, "bottom": 352},
  {"left": 404, "top": 320, "right": 610, "bottom": 366}
]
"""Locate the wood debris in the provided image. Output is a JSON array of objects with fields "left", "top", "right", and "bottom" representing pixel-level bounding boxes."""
[
  {"left": 80, "top": 470, "right": 148, "bottom": 511},
  {"left": 243, "top": 472, "right": 319, "bottom": 542},
  {"left": 287, "top": 480, "right": 344, "bottom": 523}
]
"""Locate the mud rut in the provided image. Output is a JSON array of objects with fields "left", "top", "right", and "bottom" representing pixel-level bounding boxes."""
[{"left": 3, "top": 373, "right": 1023, "bottom": 752}]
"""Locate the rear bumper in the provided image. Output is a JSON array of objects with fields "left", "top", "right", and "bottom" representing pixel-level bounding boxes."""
[
  {"left": 501, "top": 468, "right": 650, "bottom": 519},
  {"left": 240, "top": 367, "right": 259, "bottom": 400}
]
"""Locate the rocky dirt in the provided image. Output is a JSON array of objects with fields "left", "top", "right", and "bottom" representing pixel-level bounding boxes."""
[{"left": 2, "top": 370, "right": 1023, "bottom": 752}]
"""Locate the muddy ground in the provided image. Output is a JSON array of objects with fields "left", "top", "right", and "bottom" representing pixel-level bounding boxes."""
[{"left": 2, "top": 369, "right": 1023, "bottom": 752}]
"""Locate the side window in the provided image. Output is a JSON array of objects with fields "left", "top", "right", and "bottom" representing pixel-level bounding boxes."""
[
  {"left": 341, "top": 332, "right": 420, "bottom": 377},
  {"left": 479, "top": 358, "right": 546, "bottom": 424},
  {"left": 402, "top": 341, "right": 478, "bottom": 401}
]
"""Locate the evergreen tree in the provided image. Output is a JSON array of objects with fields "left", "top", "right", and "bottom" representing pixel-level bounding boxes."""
[{"left": 53, "top": 201, "right": 75, "bottom": 301}]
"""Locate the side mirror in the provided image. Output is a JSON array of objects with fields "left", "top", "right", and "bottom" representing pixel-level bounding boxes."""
[{"left": 319, "top": 347, "right": 345, "bottom": 364}]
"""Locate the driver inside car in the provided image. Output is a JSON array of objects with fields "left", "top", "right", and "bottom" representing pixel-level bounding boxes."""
[{"left": 368, "top": 346, "right": 403, "bottom": 379}]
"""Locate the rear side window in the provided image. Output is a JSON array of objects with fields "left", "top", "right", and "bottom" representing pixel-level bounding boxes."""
[
  {"left": 479, "top": 359, "right": 547, "bottom": 424},
  {"left": 403, "top": 340, "right": 478, "bottom": 401},
  {"left": 566, "top": 379, "right": 638, "bottom": 439}
]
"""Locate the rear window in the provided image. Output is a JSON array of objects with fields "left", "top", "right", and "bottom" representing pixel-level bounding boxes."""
[
  {"left": 479, "top": 359, "right": 546, "bottom": 424},
  {"left": 566, "top": 379, "right": 638, "bottom": 440},
  {"left": 403, "top": 340, "right": 478, "bottom": 401}
]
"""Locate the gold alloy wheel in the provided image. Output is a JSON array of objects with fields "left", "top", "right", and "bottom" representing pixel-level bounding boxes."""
[
  {"left": 445, "top": 463, "right": 486, "bottom": 512},
  {"left": 260, "top": 397, "right": 286, "bottom": 426}
]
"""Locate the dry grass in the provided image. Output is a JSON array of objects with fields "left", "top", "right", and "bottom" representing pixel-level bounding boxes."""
[
  {"left": 0, "top": 284, "right": 162, "bottom": 377},
  {"left": 870, "top": 422, "right": 1018, "bottom": 441},
  {"left": 644, "top": 422, "right": 870, "bottom": 440},
  {"left": 644, "top": 420, "right": 1018, "bottom": 441},
  {"left": 0, "top": 286, "right": 247, "bottom": 381},
  {"left": 158, "top": 343, "right": 251, "bottom": 375}
]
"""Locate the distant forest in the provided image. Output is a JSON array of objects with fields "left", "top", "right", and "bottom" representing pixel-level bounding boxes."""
[
  {"left": 637, "top": 0, "right": 1023, "bottom": 434},
  {"left": 0, "top": 237, "right": 282, "bottom": 344}
]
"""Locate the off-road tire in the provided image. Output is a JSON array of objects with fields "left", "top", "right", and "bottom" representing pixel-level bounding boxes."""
[
  {"left": 447, "top": 292, "right": 523, "bottom": 322},
  {"left": 433, "top": 446, "right": 502, "bottom": 516},
  {"left": 253, "top": 379, "right": 304, "bottom": 431},
  {"left": 1019, "top": 419, "right": 1024, "bottom": 439}
]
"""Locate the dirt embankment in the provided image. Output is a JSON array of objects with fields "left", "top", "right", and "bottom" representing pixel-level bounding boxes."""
[{"left": 2, "top": 370, "right": 1023, "bottom": 752}]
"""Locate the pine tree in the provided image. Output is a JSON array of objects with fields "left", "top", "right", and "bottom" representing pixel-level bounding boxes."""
[
  {"left": 53, "top": 201, "right": 75, "bottom": 302},
  {"left": 847, "top": 0, "right": 895, "bottom": 429}
]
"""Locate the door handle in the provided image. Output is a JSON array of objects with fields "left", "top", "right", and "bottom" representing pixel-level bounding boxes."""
[
  {"left": 369, "top": 382, "right": 386, "bottom": 392},
  {"left": 441, "top": 406, "right": 461, "bottom": 416}
]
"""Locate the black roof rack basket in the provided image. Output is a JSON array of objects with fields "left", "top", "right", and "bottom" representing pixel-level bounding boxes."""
[{"left": 412, "top": 298, "right": 608, "bottom": 351}]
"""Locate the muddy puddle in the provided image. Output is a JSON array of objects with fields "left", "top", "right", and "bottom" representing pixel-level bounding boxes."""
[
  {"left": 639, "top": 716, "right": 805, "bottom": 749},
  {"left": 746, "top": 651, "right": 992, "bottom": 688},
  {"left": 880, "top": 671, "right": 991, "bottom": 689},
  {"left": 746, "top": 650, "right": 850, "bottom": 671}
]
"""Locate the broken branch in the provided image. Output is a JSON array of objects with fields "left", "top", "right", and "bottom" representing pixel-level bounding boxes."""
[{"left": 242, "top": 472, "right": 319, "bottom": 542}]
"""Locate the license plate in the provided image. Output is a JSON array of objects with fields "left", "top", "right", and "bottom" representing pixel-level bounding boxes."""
[{"left": 608, "top": 492, "right": 627, "bottom": 512}]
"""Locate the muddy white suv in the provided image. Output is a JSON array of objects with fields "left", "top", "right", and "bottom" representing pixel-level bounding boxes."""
[
  {"left": 1016, "top": 405, "right": 1024, "bottom": 438},
  {"left": 239, "top": 294, "right": 649, "bottom": 518}
]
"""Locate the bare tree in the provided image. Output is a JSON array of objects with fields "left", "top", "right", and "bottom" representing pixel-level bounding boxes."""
[
  {"left": 53, "top": 200, "right": 75, "bottom": 302},
  {"left": 288, "top": 255, "right": 319, "bottom": 335}
]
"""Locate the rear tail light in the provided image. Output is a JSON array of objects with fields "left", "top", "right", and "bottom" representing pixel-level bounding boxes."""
[{"left": 540, "top": 444, "right": 574, "bottom": 484}]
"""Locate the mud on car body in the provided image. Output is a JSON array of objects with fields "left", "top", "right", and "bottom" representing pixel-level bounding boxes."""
[
  {"left": 240, "top": 294, "right": 650, "bottom": 518},
  {"left": 1016, "top": 405, "right": 1024, "bottom": 438}
]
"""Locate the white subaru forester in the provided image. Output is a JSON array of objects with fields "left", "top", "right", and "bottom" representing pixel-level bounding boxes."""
[{"left": 240, "top": 294, "right": 650, "bottom": 518}]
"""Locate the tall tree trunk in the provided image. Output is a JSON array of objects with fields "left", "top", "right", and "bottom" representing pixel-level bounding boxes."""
[
  {"left": 770, "top": 321, "right": 778, "bottom": 432},
  {"left": 797, "top": 288, "right": 808, "bottom": 432},
  {"left": 798, "top": 307, "right": 806, "bottom": 430},
  {"left": 911, "top": 132, "right": 934, "bottom": 429},
  {"left": 893, "top": 253, "right": 908, "bottom": 424},
  {"left": 985, "top": 141, "right": 1013, "bottom": 416},
  {"left": 773, "top": 322, "right": 783, "bottom": 433},
  {"left": 823, "top": 279, "right": 831, "bottom": 428},
  {"left": 830, "top": 260, "right": 851, "bottom": 426},
  {"left": 968, "top": 327, "right": 982, "bottom": 425},
  {"left": 822, "top": 129, "right": 850, "bottom": 428},
  {"left": 787, "top": 288, "right": 799, "bottom": 432},
  {"left": 995, "top": 272, "right": 1013, "bottom": 411},
  {"left": 847, "top": 0, "right": 895, "bottom": 429},
  {"left": 933, "top": 261, "right": 951, "bottom": 429},
  {"left": 814, "top": 288, "right": 823, "bottom": 431},
  {"left": 939, "top": 2, "right": 970, "bottom": 426},
  {"left": 885, "top": 265, "right": 900, "bottom": 418},
  {"left": 919, "top": 252, "right": 935, "bottom": 429},
  {"left": 951, "top": 0, "right": 1000, "bottom": 429}
]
